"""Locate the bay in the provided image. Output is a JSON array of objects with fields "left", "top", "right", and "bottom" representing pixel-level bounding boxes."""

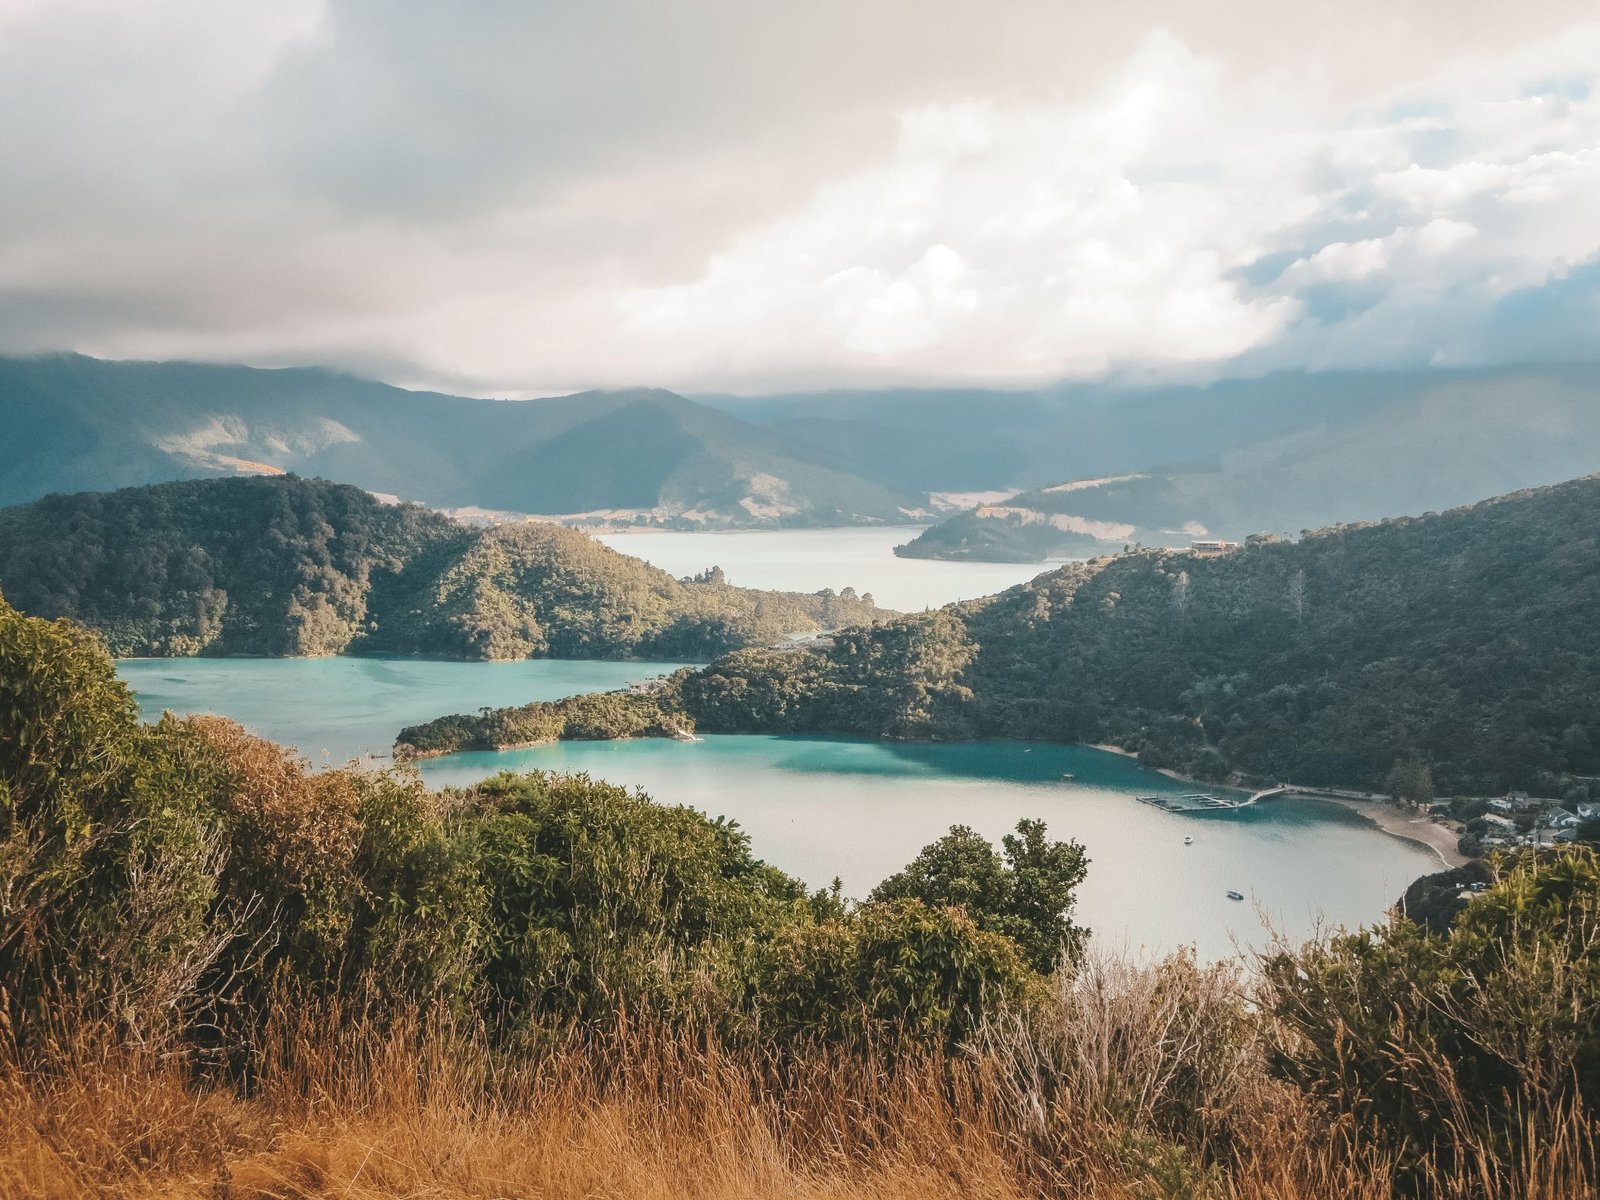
[
  {"left": 118, "top": 657, "right": 1436, "bottom": 961},
  {"left": 420, "top": 734, "right": 1434, "bottom": 960},
  {"left": 119, "top": 655, "right": 692, "bottom": 765},
  {"left": 596, "top": 525, "right": 1060, "bottom": 612}
]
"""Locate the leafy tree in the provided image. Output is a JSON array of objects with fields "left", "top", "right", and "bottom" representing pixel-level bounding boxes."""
[
  {"left": 1386, "top": 757, "right": 1435, "bottom": 806},
  {"left": 870, "top": 819, "right": 1088, "bottom": 973}
]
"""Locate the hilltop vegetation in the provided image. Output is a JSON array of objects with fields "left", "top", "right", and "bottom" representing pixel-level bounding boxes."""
[
  {"left": 406, "top": 475, "right": 1600, "bottom": 797},
  {"left": 0, "top": 476, "right": 886, "bottom": 659},
  {"left": 0, "top": 353, "right": 920, "bottom": 525},
  {"left": 4, "top": 586, "right": 1600, "bottom": 1197}
]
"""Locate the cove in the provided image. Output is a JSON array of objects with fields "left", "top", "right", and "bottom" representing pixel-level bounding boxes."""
[
  {"left": 118, "top": 656, "right": 1436, "bottom": 961},
  {"left": 419, "top": 733, "right": 1435, "bottom": 961}
]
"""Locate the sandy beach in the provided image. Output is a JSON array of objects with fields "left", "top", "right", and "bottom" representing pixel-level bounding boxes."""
[{"left": 1314, "top": 796, "right": 1468, "bottom": 869}]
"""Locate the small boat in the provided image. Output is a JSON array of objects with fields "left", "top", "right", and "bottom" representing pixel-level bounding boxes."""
[
  {"left": 1183, "top": 835, "right": 1194, "bottom": 845},
  {"left": 1226, "top": 889, "right": 1245, "bottom": 901},
  {"left": 1060, "top": 773, "right": 1075, "bottom": 781}
]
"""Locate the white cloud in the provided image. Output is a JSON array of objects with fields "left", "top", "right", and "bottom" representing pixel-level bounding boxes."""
[{"left": 0, "top": 2, "right": 1597, "bottom": 393}]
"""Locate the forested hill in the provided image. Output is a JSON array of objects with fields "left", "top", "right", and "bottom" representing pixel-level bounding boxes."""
[
  {"left": 403, "top": 475, "right": 1600, "bottom": 795},
  {"left": 0, "top": 476, "right": 887, "bottom": 659},
  {"left": 0, "top": 354, "right": 919, "bottom": 525}
]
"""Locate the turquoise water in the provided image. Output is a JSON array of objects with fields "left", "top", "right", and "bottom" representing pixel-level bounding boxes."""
[
  {"left": 421, "top": 735, "right": 1432, "bottom": 959},
  {"left": 119, "top": 657, "right": 1436, "bottom": 960},
  {"left": 119, "top": 656, "right": 691, "bottom": 765},
  {"left": 596, "top": 526, "right": 1060, "bottom": 612}
]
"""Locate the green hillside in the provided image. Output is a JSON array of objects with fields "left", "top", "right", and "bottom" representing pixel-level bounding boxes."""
[
  {"left": 0, "top": 354, "right": 920, "bottom": 525},
  {"left": 403, "top": 475, "right": 1600, "bottom": 796},
  {"left": 0, "top": 476, "right": 888, "bottom": 659}
]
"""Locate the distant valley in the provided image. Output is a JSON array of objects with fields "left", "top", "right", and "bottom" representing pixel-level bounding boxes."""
[{"left": 892, "top": 364, "right": 1600, "bottom": 560}]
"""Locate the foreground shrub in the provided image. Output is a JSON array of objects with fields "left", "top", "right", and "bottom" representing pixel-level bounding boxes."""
[
  {"left": 752, "top": 898, "right": 1035, "bottom": 1046},
  {"left": 1260, "top": 848, "right": 1600, "bottom": 1192},
  {"left": 0, "top": 595, "right": 221, "bottom": 1042},
  {"left": 871, "top": 818, "right": 1089, "bottom": 973}
]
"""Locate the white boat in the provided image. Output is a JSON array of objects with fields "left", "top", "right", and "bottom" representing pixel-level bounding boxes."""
[
  {"left": 1226, "top": 889, "right": 1245, "bottom": 901},
  {"left": 1183, "top": 835, "right": 1194, "bottom": 845}
]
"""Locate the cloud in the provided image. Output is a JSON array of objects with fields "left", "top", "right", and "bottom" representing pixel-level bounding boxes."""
[{"left": 0, "top": 1, "right": 1596, "bottom": 393}]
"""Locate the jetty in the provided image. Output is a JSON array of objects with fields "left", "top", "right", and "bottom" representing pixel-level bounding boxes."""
[{"left": 1136, "top": 791, "right": 1254, "bottom": 812}]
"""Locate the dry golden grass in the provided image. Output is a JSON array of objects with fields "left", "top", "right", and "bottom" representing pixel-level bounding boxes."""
[{"left": 2, "top": 957, "right": 1594, "bottom": 1200}]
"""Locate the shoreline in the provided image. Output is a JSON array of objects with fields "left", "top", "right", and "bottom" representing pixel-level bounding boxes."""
[
  {"left": 1089, "top": 744, "right": 1467, "bottom": 869},
  {"left": 1307, "top": 795, "right": 1468, "bottom": 869},
  {"left": 406, "top": 728, "right": 1471, "bottom": 870}
]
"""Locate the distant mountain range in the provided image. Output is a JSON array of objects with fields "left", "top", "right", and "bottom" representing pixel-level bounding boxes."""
[
  {"left": 0, "top": 476, "right": 887, "bottom": 659},
  {"left": 5, "top": 354, "right": 1599, "bottom": 547},
  {"left": 888, "top": 364, "right": 1600, "bottom": 560},
  {"left": 0, "top": 354, "right": 921, "bottom": 527}
]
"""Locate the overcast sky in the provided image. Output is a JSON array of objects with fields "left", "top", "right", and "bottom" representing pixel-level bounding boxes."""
[{"left": 1, "top": 0, "right": 1597, "bottom": 396}]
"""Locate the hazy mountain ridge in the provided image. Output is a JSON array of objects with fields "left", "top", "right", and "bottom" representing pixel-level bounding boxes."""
[
  {"left": 0, "top": 354, "right": 921, "bottom": 526},
  {"left": 0, "top": 476, "right": 889, "bottom": 659},
  {"left": 894, "top": 366, "right": 1600, "bottom": 560}
]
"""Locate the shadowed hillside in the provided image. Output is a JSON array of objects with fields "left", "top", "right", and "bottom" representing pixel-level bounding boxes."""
[
  {"left": 0, "top": 354, "right": 921, "bottom": 526},
  {"left": 0, "top": 476, "right": 888, "bottom": 659},
  {"left": 887, "top": 365, "right": 1600, "bottom": 560}
]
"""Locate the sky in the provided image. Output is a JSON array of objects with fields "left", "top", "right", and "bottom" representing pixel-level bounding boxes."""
[{"left": 0, "top": 0, "right": 1597, "bottom": 396}]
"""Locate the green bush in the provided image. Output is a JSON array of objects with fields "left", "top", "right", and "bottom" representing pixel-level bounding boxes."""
[
  {"left": 870, "top": 819, "right": 1088, "bottom": 973},
  {"left": 751, "top": 897, "right": 1035, "bottom": 1046},
  {"left": 1260, "top": 849, "right": 1600, "bottom": 1190},
  {"left": 0, "top": 593, "right": 219, "bottom": 1038}
]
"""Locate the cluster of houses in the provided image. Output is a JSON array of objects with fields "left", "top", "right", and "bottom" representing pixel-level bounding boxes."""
[{"left": 1467, "top": 791, "right": 1599, "bottom": 849}]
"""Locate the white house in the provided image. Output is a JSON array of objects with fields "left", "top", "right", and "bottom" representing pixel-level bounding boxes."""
[
  {"left": 1577, "top": 802, "right": 1600, "bottom": 820},
  {"left": 1487, "top": 797, "right": 1516, "bottom": 813}
]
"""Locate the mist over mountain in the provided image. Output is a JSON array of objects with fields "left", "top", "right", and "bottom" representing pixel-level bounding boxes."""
[
  {"left": 881, "top": 364, "right": 1600, "bottom": 560},
  {"left": 0, "top": 354, "right": 920, "bottom": 526},
  {"left": 8, "top": 355, "right": 1600, "bottom": 553}
]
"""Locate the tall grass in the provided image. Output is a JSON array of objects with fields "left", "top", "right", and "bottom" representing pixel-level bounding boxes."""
[{"left": 4, "top": 954, "right": 1593, "bottom": 1199}]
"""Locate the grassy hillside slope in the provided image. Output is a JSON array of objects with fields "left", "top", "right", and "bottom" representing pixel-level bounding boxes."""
[{"left": 0, "top": 476, "right": 887, "bottom": 659}]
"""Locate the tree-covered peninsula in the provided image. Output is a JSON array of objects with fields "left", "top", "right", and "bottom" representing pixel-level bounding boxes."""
[
  {"left": 401, "top": 474, "right": 1600, "bottom": 796},
  {"left": 0, "top": 476, "right": 887, "bottom": 659}
]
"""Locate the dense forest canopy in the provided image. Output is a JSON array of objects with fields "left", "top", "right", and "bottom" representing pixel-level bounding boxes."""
[
  {"left": 0, "top": 476, "right": 887, "bottom": 660},
  {"left": 404, "top": 474, "right": 1600, "bottom": 795}
]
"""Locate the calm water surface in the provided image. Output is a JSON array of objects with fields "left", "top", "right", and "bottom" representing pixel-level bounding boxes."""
[
  {"left": 120, "top": 656, "right": 691, "bottom": 765},
  {"left": 119, "top": 657, "right": 1434, "bottom": 960},
  {"left": 596, "top": 526, "right": 1059, "bottom": 612}
]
